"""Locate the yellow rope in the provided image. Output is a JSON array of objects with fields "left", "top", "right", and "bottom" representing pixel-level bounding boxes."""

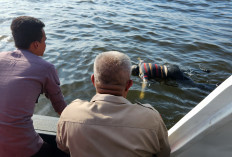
[{"left": 137, "top": 57, "right": 146, "bottom": 99}]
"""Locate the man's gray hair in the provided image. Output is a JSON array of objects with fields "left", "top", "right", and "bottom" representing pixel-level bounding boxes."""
[{"left": 94, "top": 51, "right": 132, "bottom": 85}]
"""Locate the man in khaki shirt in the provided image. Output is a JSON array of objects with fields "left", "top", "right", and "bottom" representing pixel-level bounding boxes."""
[{"left": 56, "top": 51, "right": 171, "bottom": 157}]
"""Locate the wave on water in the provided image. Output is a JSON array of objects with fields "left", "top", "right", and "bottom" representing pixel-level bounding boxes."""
[{"left": 0, "top": 0, "right": 231, "bottom": 128}]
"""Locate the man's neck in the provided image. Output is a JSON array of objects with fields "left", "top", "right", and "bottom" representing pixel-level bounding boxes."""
[{"left": 95, "top": 83, "right": 125, "bottom": 97}]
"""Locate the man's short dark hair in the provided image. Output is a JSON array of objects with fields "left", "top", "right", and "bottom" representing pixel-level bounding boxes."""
[{"left": 11, "top": 16, "right": 45, "bottom": 49}]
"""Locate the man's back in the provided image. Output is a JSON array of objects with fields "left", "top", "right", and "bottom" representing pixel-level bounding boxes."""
[
  {"left": 0, "top": 49, "right": 55, "bottom": 156},
  {"left": 57, "top": 94, "right": 170, "bottom": 157}
]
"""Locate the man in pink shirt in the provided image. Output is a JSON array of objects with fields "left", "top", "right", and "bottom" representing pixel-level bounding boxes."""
[{"left": 0, "top": 16, "right": 67, "bottom": 157}]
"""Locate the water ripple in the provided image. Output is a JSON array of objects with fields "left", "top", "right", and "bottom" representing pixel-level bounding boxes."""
[{"left": 0, "top": 0, "right": 231, "bottom": 129}]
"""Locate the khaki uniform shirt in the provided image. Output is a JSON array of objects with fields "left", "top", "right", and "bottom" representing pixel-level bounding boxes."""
[{"left": 57, "top": 94, "right": 170, "bottom": 157}]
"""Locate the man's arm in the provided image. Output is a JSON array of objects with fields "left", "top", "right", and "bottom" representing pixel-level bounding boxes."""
[
  {"left": 56, "top": 120, "right": 70, "bottom": 154},
  {"left": 44, "top": 65, "right": 67, "bottom": 114},
  {"left": 156, "top": 118, "right": 171, "bottom": 157}
]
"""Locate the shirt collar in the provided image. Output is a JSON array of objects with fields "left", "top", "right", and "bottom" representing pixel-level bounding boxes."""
[
  {"left": 91, "top": 94, "right": 132, "bottom": 105},
  {"left": 17, "top": 48, "right": 29, "bottom": 53}
]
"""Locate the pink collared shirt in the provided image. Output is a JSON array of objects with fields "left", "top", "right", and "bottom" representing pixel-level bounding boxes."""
[{"left": 0, "top": 49, "right": 66, "bottom": 157}]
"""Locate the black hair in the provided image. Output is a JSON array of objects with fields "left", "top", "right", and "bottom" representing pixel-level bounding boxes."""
[
  {"left": 131, "top": 65, "right": 139, "bottom": 76},
  {"left": 11, "top": 16, "right": 45, "bottom": 49}
]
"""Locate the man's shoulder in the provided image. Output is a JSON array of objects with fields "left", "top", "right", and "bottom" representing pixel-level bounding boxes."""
[
  {"left": 135, "top": 101, "right": 157, "bottom": 112},
  {"left": 17, "top": 49, "right": 53, "bottom": 67},
  {"left": 0, "top": 51, "right": 13, "bottom": 57},
  {"left": 59, "top": 99, "right": 91, "bottom": 122},
  {"left": 133, "top": 101, "right": 161, "bottom": 119},
  {"left": 0, "top": 51, "right": 9, "bottom": 54},
  {"left": 29, "top": 54, "right": 53, "bottom": 68},
  {"left": 71, "top": 99, "right": 90, "bottom": 105},
  {"left": 62, "top": 99, "right": 90, "bottom": 113},
  {"left": 1, "top": 49, "right": 54, "bottom": 68}
]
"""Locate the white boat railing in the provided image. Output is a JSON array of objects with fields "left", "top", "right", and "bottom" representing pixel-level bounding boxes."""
[{"left": 168, "top": 75, "right": 232, "bottom": 157}]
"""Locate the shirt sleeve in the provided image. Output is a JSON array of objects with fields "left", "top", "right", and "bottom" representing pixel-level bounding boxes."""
[
  {"left": 155, "top": 117, "right": 171, "bottom": 157},
  {"left": 44, "top": 65, "right": 67, "bottom": 113},
  {"left": 56, "top": 120, "right": 70, "bottom": 154}
]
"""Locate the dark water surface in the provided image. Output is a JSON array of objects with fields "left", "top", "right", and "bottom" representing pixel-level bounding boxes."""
[{"left": 0, "top": 0, "right": 231, "bottom": 129}]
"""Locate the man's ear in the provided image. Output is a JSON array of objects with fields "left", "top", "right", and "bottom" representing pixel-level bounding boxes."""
[
  {"left": 32, "top": 41, "right": 39, "bottom": 49},
  {"left": 91, "top": 74, "right": 95, "bottom": 86},
  {"left": 29, "top": 41, "right": 39, "bottom": 52},
  {"left": 125, "top": 79, "right": 133, "bottom": 91}
]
